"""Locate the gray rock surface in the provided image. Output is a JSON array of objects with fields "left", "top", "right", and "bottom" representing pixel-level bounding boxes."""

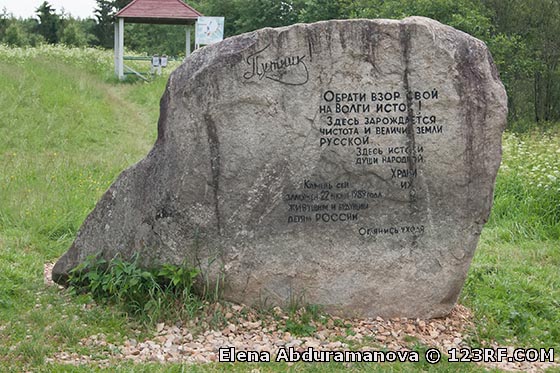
[{"left": 53, "top": 17, "right": 507, "bottom": 318}]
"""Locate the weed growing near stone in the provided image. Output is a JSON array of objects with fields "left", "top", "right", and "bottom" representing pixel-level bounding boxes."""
[
  {"left": 68, "top": 255, "right": 201, "bottom": 325},
  {"left": 283, "top": 305, "right": 323, "bottom": 337}
]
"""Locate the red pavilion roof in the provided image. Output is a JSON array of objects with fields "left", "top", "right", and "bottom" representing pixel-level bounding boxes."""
[{"left": 116, "top": 0, "right": 202, "bottom": 24}]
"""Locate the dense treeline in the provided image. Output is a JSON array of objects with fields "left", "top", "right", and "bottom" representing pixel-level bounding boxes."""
[{"left": 1, "top": 0, "right": 559, "bottom": 128}]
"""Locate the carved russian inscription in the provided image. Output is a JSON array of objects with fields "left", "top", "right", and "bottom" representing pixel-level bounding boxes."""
[{"left": 53, "top": 17, "right": 507, "bottom": 318}]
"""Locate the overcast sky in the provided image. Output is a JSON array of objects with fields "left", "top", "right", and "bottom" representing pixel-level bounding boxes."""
[{"left": 0, "top": 0, "right": 97, "bottom": 19}]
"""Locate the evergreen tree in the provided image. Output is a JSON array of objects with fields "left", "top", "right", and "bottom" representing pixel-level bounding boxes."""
[
  {"left": 35, "top": 1, "right": 60, "bottom": 44},
  {"left": 0, "top": 7, "right": 9, "bottom": 40},
  {"left": 94, "top": 0, "right": 115, "bottom": 48},
  {"left": 114, "top": 0, "right": 133, "bottom": 10}
]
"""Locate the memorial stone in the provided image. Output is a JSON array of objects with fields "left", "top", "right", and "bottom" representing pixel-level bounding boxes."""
[{"left": 53, "top": 17, "right": 507, "bottom": 318}]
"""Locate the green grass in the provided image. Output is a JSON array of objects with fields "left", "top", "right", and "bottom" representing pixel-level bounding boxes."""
[
  {"left": 463, "top": 240, "right": 560, "bottom": 347},
  {"left": 0, "top": 45, "right": 164, "bottom": 370},
  {"left": 0, "top": 45, "right": 559, "bottom": 371},
  {"left": 460, "top": 131, "right": 560, "bottom": 350},
  {"left": 17, "top": 361, "right": 495, "bottom": 373},
  {"left": 485, "top": 132, "right": 560, "bottom": 241},
  {"left": 0, "top": 49, "right": 163, "bottom": 259}
]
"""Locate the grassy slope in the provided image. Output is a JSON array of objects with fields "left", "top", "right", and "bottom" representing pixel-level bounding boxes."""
[
  {"left": 0, "top": 49, "right": 163, "bottom": 369},
  {"left": 0, "top": 47, "right": 558, "bottom": 371}
]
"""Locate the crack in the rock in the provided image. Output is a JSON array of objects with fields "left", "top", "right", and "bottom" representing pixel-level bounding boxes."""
[
  {"left": 400, "top": 22, "right": 420, "bottom": 248},
  {"left": 204, "top": 113, "right": 222, "bottom": 234}
]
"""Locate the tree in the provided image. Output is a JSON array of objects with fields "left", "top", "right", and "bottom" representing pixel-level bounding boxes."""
[
  {"left": 35, "top": 1, "right": 60, "bottom": 44},
  {"left": 195, "top": 0, "right": 242, "bottom": 37},
  {"left": 22, "top": 18, "right": 44, "bottom": 46},
  {"left": 484, "top": 0, "right": 560, "bottom": 123},
  {"left": 0, "top": 7, "right": 10, "bottom": 40},
  {"left": 4, "top": 22, "right": 29, "bottom": 46},
  {"left": 124, "top": 23, "right": 189, "bottom": 56},
  {"left": 296, "top": 0, "right": 349, "bottom": 23},
  {"left": 230, "top": 0, "right": 299, "bottom": 35},
  {"left": 94, "top": 0, "right": 115, "bottom": 48},
  {"left": 114, "top": 0, "right": 133, "bottom": 10},
  {"left": 340, "top": 0, "right": 493, "bottom": 38},
  {"left": 59, "top": 19, "right": 90, "bottom": 47},
  {"left": 518, "top": 0, "right": 560, "bottom": 123}
]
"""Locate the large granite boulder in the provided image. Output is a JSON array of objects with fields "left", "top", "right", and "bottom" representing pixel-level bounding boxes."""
[{"left": 53, "top": 17, "right": 507, "bottom": 318}]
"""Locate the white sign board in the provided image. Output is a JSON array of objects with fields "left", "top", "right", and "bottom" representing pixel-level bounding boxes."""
[{"left": 196, "top": 17, "right": 225, "bottom": 46}]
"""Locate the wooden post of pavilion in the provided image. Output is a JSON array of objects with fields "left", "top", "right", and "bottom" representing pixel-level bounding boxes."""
[
  {"left": 114, "top": 17, "right": 124, "bottom": 79},
  {"left": 186, "top": 27, "right": 191, "bottom": 56},
  {"left": 114, "top": 0, "right": 202, "bottom": 80}
]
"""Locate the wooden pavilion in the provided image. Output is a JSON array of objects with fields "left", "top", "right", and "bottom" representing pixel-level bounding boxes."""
[{"left": 114, "top": 0, "right": 202, "bottom": 80}]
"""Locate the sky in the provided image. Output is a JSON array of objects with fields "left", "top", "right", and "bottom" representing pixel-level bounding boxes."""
[{"left": 0, "top": 0, "right": 98, "bottom": 19}]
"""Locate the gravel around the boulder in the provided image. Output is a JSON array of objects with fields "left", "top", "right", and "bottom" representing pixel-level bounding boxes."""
[{"left": 44, "top": 263, "right": 557, "bottom": 372}]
